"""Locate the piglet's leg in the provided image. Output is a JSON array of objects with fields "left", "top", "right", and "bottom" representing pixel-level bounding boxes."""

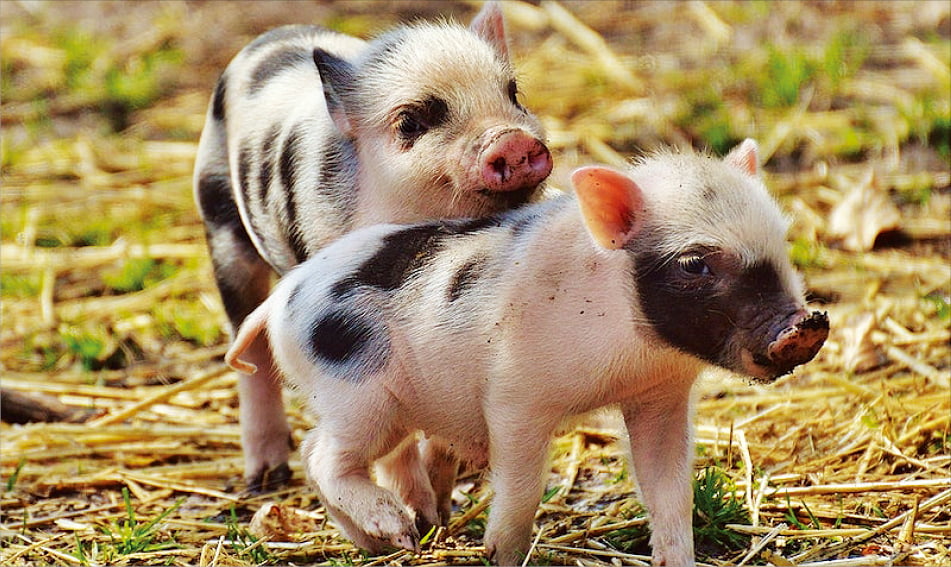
[
  {"left": 420, "top": 436, "right": 459, "bottom": 526},
  {"left": 483, "top": 410, "right": 554, "bottom": 565},
  {"left": 375, "top": 437, "right": 440, "bottom": 536},
  {"left": 236, "top": 335, "right": 293, "bottom": 492},
  {"left": 621, "top": 379, "right": 696, "bottom": 567},
  {"left": 303, "top": 421, "right": 419, "bottom": 555}
]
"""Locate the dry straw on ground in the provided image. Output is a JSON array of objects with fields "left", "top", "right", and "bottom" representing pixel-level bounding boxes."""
[{"left": 2, "top": 1, "right": 949, "bottom": 566}]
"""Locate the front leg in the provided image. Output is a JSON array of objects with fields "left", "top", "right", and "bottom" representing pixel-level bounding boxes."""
[
  {"left": 622, "top": 378, "right": 696, "bottom": 566},
  {"left": 483, "top": 408, "right": 555, "bottom": 565}
]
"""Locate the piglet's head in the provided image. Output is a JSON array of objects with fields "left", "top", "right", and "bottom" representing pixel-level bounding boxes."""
[{"left": 572, "top": 140, "right": 829, "bottom": 382}]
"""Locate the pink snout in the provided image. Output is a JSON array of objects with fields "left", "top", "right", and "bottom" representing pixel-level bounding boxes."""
[
  {"left": 766, "top": 309, "right": 830, "bottom": 375},
  {"left": 478, "top": 129, "right": 552, "bottom": 192}
]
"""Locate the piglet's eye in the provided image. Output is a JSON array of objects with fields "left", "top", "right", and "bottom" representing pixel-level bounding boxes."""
[
  {"left": 396, "top": 112, "right": 427, "bottom": 139},
  {"left": 678, "top": 254, "right": 711, "bottom": 276}
]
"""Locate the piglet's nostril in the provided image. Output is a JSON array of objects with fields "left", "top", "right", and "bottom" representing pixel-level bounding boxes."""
[{"left": 490, "top": 156, "right": 510, "bottom": 182}]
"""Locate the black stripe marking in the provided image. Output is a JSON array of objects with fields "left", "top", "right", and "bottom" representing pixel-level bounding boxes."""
[
  {"left": 196, "top": 173, "right": 241, "bottom": 230},
  {"left": 212, "top": 74, "right": 227, "bottom": 122},
  {"left": 447, "top": 255, "right": 488, "bottom": 302},
  {"left": 317, "top": 136, "right": 359, "bottom": 222},
  {"left": 250, "top": 47, "right": 313, "bottom": 94},
  {"left": 258, "top": 124, "right": 281, "bottom": 210},
  {"left": 279, "top": 128, "right": 310, "bottom": 264},
  {"left": 237, "top": 143, "right": 253, "bottom": 210},
  {"left": 245, "top": 25, "right": 323, "bottom": 54}
]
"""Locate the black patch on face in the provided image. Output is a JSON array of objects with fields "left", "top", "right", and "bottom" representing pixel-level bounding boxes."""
[
  {"left": 395, "top": 96, "right": 450, "bottom": 150},
  {"left": 212, "top": 74, "right": 227, "bottom": 122},
  {"left": 279, "top": 128, "right": 310, "bottom": 264},
  {"left": 448, "top": 255, "right": 488, "bottom": 303},
  {"left": 249, "top": 47, "right": 313, "bottom": 94},
  {"left": 634, "top": 248, "right": 789, "bottom": 369},
  {"left": 507, "top": 78, "right": 525, "bottom": 112},
  {"left": 307, "top": 310, "right": 386, "bottom": 378}
]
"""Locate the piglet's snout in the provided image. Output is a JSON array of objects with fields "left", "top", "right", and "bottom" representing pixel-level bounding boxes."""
[
  {"left": 479, "top": 129, "right": 552, "bottom": 192},
  {"left": 766, "top": 309, "right": 830, "bottom": 373}
]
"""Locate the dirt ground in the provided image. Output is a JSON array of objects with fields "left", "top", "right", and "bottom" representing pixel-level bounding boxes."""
[{"left": 1, "top": 1, "right": 949, "bottom": 566}]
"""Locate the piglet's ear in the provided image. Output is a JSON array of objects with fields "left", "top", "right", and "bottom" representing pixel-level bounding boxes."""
[
  {"left": 725, "top": 138, "right": 759, "bottom": 177},
  {"left": 314, "top": 48, "right": 356, "bottom": 137},
  {"left": 572, "top": 166, "right": 645, "bottom": 250},
  {"left": 470, "top": 1, "right": 509, "bottom": 61}
]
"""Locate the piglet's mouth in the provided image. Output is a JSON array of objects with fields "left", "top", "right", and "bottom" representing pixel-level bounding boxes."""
[{"left": 743, "top": 310, "right": 830, "bottom": 382}]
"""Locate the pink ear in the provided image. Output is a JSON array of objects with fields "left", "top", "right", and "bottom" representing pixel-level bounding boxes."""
[
  {"left": 470, "top": 1, "right": 509, "bottom": 60},
  {"left": 725, "top": 138, "right": 759, "bottom": 176},
  {"left": 571, "top": 166, "right": 645, "bottom": 250}
]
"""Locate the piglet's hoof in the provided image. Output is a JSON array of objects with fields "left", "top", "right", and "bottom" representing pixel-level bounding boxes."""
[{"left": 246, "top": 462, "right": 292, "bottom": 494}]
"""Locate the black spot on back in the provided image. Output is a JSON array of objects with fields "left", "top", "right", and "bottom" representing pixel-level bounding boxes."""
[
  {"left": 308, "top": 310, "right": 386, "bottom": 379},
  {"left": 448, "top": 255, "right": 488, "bottom": 302},
  {"left": 350, "top": 225, "right": 445, "bottom": 292},
  {"left": 250, "top": 47, "right": 313, "bottom": 93},
  {"left": 342, "top": 218, "right": 502, "bottom": 295},
  {"left": 212, "top": 74, "right": 227, "bottom": 122}
]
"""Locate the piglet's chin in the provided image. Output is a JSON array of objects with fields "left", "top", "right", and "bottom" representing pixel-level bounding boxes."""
[{"left": 738, "top": 349, "right": 785, "bottom": 383}]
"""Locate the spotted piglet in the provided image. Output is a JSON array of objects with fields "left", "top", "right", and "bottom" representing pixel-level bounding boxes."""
[
  {"left": 226, "top": 140, "right": 829, "bottom": 565},
  {"left": 194, "top": 2, "right": 552, "bottom": 492}
]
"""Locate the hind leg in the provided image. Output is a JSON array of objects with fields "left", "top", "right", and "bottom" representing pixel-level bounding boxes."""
[
  {"left": 420, "top": 436, "right": 459, "bottom": 526},
  {"left": 375, "top": 436, "right": 440, "bottom": 536},
  {"left": 197, "top": 172, "right": 292, "bottom": 492}
]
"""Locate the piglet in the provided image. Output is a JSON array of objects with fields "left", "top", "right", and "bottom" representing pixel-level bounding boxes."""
[
  {"left": 227, "top": 140, "right": 828, "bottom": 565},
  {"left": 194, "top": 2, "right": 552, "bottom": 492}
]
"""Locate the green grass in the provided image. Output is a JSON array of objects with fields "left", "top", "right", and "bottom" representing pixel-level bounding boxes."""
[
  {"left": 692, "top": 467, "right": 751, "bottom": 553},
  {"left": 102, "top": 258, "right": 178, "bottom": 294},
  {"left": 61, "top": 327, "right": 107, "bottom": 372},
  {"left": 225, "top": 505, "right": 275, "bottom": 564},
  {"left": 4, "top": 459, "right": 26, "bottom": 491},
  {"left": 0, "top": 272, "right": 41, "bottom": 298},
  {"left": 789, "top": 237, "right": 827, "bottom": 270},
  {"left": 154, "top": 300, "right": 223, "bottom": 347},
  {"left": 100, "top": 488, "right": 183, "bottom": 557}
]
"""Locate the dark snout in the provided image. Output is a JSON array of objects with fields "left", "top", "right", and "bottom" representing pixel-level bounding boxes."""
[
  {"left": 749, "top": 309, "right": 829, "bottom": 380},
  {"left": 478, "top": 129, "right": 552, "bottom": 193}
]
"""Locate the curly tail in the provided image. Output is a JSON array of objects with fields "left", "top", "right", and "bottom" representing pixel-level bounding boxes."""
[{"left": 225, "top": 299, "right": 272, "bottom": 374}]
